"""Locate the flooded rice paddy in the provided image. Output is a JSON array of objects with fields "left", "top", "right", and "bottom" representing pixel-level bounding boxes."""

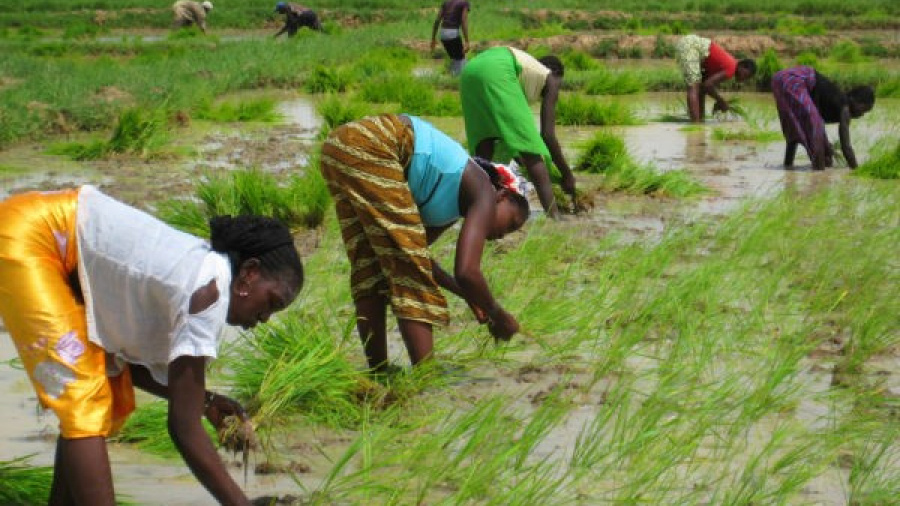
[{"left": 1, "top": 92, "right": 898, "bottom": 504}]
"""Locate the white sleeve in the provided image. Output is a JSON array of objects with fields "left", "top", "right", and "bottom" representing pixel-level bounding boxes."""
[{"left": 168, "top": 252, "right": 231, "bottom": 362}]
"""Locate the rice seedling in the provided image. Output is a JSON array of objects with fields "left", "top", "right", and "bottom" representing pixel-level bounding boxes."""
[
  {"left": 46, "top": 107, "right": 169, "bottom": 160},
  {"left": 711, "top": 127, "right": 782, "bottom": 142},
  {"left": 754, "top": 49, "right": 783, "bottom": 92},
  {"left": 303, "top": 65, "right": 351, "bottom": 94},
  {"left": 315, "top": 94, "right": 373, "bottom": 139},
  {"left": 795, "top": 51, "right": 819, "bottom": 67},
  {"left": 829, "top": 40, "right": 868, "bottom": 64},
  {"left": 555, "top": 95, "right": 640, "bottom": 126},
  {"left": 853, "top": 139, "right": 900, "bottom": 179},
  {"left": 193, "top": 97, "right": 281, "bottom": 123},
  {"left": 0, "top": 456, "right": 53, "bottom": 505},
  {"left": 583, "top": 68, "right": 645, "bottom": 95},
  {"left": 224, "top": 310, "right": 366, "bottom": 432},
  {"left": 156, "top": 167, "right": 327, "bottom": 235},
  {"left": 112, "top": 401, "right": 218, "bottom": 458},
  {"left": 575, "top": 129, "right": 708, "bottom": 197}
]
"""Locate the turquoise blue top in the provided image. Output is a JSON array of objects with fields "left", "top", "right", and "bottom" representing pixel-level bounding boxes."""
[{"left": 406, "top": 115, "right": 470, "bottom": 227}]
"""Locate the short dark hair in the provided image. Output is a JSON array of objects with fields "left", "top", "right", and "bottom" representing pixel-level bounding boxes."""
[
  {"left": 737, "top": 59, "right": 756, "bottom": 76},
  {"left": 538, "top": 55, "right": 565, "bottom": 78},
  {"left": 847, "top": 86, "right": 875, "bottom": 108}
]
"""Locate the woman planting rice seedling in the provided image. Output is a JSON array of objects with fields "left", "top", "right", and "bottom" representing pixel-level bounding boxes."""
[
  {"left": 772, "top": 65, "right": 875, "bottom": 170},
  {"left": 460, "top": 46, "right": 576, "bottom": 218},
  {"left": 674, "top": 34, "right": 757, "bottom": 122},
  {"left": 320, "top": 114, "right": 529, "bottom": 372},
  {"left": 0, "top": 186, "right": 304, "bottom": 505}
]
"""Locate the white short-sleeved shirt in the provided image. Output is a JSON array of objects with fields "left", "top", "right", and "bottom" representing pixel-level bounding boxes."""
[
  {"left": 76, "top": 186, "right": 232, "bottom": 385},
  {"left": 509, "top": 47, "right": 551, "bottom": 103}
]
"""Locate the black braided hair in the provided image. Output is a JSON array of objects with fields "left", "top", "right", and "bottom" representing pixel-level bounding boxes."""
[
  {"left": 208, "top": 215, "right": 303, "bottom": 288},
  {"left": 471, "top": 157, "right": 530, "bottom": 218}
]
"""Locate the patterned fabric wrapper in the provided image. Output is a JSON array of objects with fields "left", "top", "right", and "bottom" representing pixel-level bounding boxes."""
[
  {"left": 772, "top": 66, "right": 831, "bottom": 167},
  {"left": 0, "top": 189, "right": 135, "bottom": 438},
  {"left": 319, "top": 115, "right": 449, "bottom": 326},
  {"left": 675, "top": 34, "right": 712, "bottom": 85},
  {"left": 460, "top": 47, "right": 559, "bottom": 182}
]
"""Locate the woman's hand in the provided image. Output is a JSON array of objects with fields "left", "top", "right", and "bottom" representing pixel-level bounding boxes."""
[
  {"left": 467, "top": 300, "right": 489, "bottom": 324},
  {"left": 713, "top": 99, "right": 729, "bottom": 113},
  {"left": 204, "top": 392, "right": 248, "bottom": 429},
  {"left": 487, "top": 308, "right": 519, "bottom": 341}
]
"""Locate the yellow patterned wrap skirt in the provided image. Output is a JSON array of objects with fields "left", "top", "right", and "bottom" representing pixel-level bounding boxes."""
[
  {"left": 0, "top": 189, "right": 135, "bottom": 439},
  {"left": 320, "top": 114, "right": 449, "bottom": 326}
]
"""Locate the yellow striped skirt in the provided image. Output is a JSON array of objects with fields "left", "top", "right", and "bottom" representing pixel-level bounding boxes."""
[{"left": 319, "top": 114, "right": 449, "bottom": 326}]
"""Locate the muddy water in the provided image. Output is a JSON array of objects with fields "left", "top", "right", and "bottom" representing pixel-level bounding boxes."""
[{"left": 0, "top": 93, "right": 897, "bottom": 503}]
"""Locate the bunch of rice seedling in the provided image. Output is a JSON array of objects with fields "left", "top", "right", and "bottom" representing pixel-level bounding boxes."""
[
  {"left": 225, "top": 310, "right": 366, "bottom": 431},
  {"left": 853, "top": 140, "right": 900, "bottom": 179},
  {"left": 584, "top": 69, "right": 645, "bottom": 95},
  {"left": 829, "top": 41, "right": 868, "bottom": 64},
  {"left": 575, "top": 130, "right": 630, "bottom": 173},
  {"left": 156, "top": 168, "right": 326, "bottom": 235},
  {"left": 47, "top": 108, "right": 169, "bottom": 160},
  {"left": 303, "top": 65, "right": 351, "bottom": 94},
  {"left": 316, "top": 94, "right": 372, "bottom": 138},
  {"left": 193, "top": 97, "right": 281, "bottom": 123},
  {"left": 556, "top": 95, "right": 640, "bottom": 126},
  {"left": 0, "top": 456, "right": 53, "bottom": 505},
  {"left": 755, "top": 48, "right": 783, "bottom": 92},
  {"left": 576, "top": 130, "right": 707, "bottom": 197},
  {"left": 112, "top": 401, "right": 218, "bottom": 458}
]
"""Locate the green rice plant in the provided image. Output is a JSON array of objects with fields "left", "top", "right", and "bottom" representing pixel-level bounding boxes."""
[
  {"left": 0, "top": 456, "right": 52, "bottom": 505},
  {"left": 755, "top": 48, "right": 783, "bottom": 92},
  {"left": 575, "top": 129, "right": 706, "bottom": 197},
  {"left": 316, "top": 94, "right": 373, "bottom": 138},
  {"left": 559, "top": 49, "right": 600, "bottom": 71},
  {"left": 775, "top": 17, "right": 827, "bottom": 35},
  {"left": 829, "top": 40, "right": 868, "bottom": 63},
  {"left": 583, "top": 69, "right": 645, "bottom": 95},
  {"left": 652, "top": 35, "right": 676, "bottom": 58},
  {"left": 574, "top": 130, "right": 630, "bottom": 173},
  {"left": 875, "top": 77, "right": 900, "bottom": 98},
  {"left": 112, "top": 401, "right": 217, "bottom": 458},
  {"left": 303, "top": 65, "right": 351, "bottom": 94},
  {"left": 193, "top": 97, "right": 281, "bottom": 123},
  {"left": 711, "top": 128, "right": 782, "bottom": 142},
  {"left": 156, "top": 167, "right": 327, "bottom": 235},
  {"left": 62, "top": 22, "right": 107, "bottom": 40},
  {"left": 349, "top": 46, "right": 418, "bottom": 80},
  {"left": 556, "top": 95, "right": 640, "bottom": 126},
  {"left": 46, "top": 108, "right": 169, "bottom": 160},
  {"left": 853, "top": 140, "right": 900, "bottom": 179},
  {"left": 225, "top": 310, "right": 365, "bottom": 431},
  {"left": 795, "top": 51, "right": 819, "bottom": 67}
]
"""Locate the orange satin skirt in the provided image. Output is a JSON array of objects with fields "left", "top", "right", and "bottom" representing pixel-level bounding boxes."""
[{"left": 0, "top": 189, "right": 134, "bottom": 438}]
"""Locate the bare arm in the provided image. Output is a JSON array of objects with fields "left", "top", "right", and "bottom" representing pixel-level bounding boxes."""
[
  {"left": 460, "top": 7, "right": 470, "bottom": 53},
  {"left": 701, "top": 70, "right": 730, "bottom": 109},
  {"left": 455, "top": 166, "right": 517, "bottom": 337},
  {"left": 168, "top": 356, "right": 250, "bottom": 506},
  {"left": 540, "top": 75, "right": 576, "bottom": 196},
  {"left": 430, "top": 4, "right": 445, "bottom": 50},
  {"left": 838, "top": 106, "right": 858, "bottom": 168}
]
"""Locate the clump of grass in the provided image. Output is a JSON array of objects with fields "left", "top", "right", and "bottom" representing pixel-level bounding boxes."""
[
  {"left": 0, "top": 456, "right": 53, "bottom": 505},
  {"left": 112, "top": 401, "right": 217, "bottom": 458},
  {"left": 225, "top": 311, "right": 366, "bottom": 431},
  {"left": 47, "top": 108, "right": 169, "bottom": 160},
  {"left": 830, "top": 41, "right": 868, "bottom": 63},
  {"left": 359, "top": 74, "right": 460, "bottom": 116},
  {"left": 316, "top": 94, "right": 373, "bottom": 138},
  {"left": 576, "top": 130, "right": 707, "bottom": 197},
  {"left": 303, "top": 65, "right": 351, "bottom": 94},
  {"left": 584, "top": 69, "right": 645, "bottom": 95},
  {"left": 194, "top": 97, "right": 281, "bottom": 123},
  {"left": 775, "top": 17, "right": 826, "bottom": 35},
  {"left": 559, "top": 49, "right": 600, "bottom": 71},
  {"left": 795, "top": 51, "right": 819, "bottom": 67},
  {"left": 755, "top": 48, "right": 783, "bottom": 92},
  {"left": 575, "top": 130, "right": 630, "bottom": 173},
  {"left": 556, "top": 95, "right": 640, "bottom": 126},
  {"left": 853, "top": 140, "right": 900, "bottom": 179},
  {"left": 711, "top": 128, "right": 782, "bottom": 142},
  {"left": 156, "top": 167, "right": 328, "bottom": 235},
  {"left": 350, "top": 46, "right": 418, "bottom": 80}
]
